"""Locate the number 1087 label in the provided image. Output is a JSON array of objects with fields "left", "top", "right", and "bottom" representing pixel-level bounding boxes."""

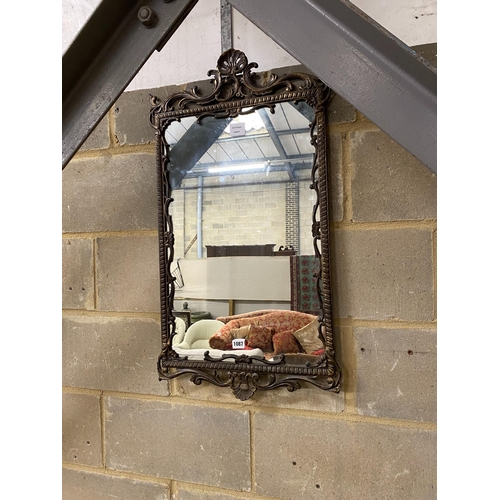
[{"left": 232, "top": 339, "right": 246, "bottom": 349}]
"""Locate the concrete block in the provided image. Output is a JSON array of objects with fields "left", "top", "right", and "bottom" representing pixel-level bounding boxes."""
[
  {"left": 62, "top": 468, "right": 168, "bottom": 500},
  {"left": 62, "top": 238, "right": 94, "bottom": 309},
  {"left": 350, "top": 130, "right": 437, "bottom": 221},
  {"left": 333, "top": 228, "right": 434, "bottom": 321},
  {"left": 328, "top": 132, "right": 343, "bottom": 222},
  {"left": 105, "top": 397, "right": 251, "bottom": 491},
  {"left": 175, "top": 488, "right": 252, "bottom": 500},
  {"left": 62, "top": 392, "right": 101, "bottom": 466},
  {"left": 254, "top": 412, "right": 436, "bottom": 500},
  {"left": 96, "top": 235, "right": 160, "bottom": 313},
  {"left": 79, "top": 114, "right": 110, "bottom": 151},
  {"left": 62, "top": 315, "right": 168, "bottom": 396},
  {"left": 176, "top": 375, "right": 344, "bottom": 413},
  {"left": 412, "top": 42, "right": 437, "bottom": 68},
  {"left": 326, "top": 93, "right": 357, "bottom": 124},
  {"left": 115, "top": 86, "right": 181, "bottom": 145},
  {"left": 355, "top": 327, "right": 437, "bottom": 422},
  {"left": 62, "top": 153, "right": 157, "bottom": 233}
]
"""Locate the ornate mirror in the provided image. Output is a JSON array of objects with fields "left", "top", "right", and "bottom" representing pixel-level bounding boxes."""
[{"left": 149, "top": 49, "right": 340, "bottom": 400}]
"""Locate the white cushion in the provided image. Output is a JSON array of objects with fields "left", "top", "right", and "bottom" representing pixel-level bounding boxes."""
[
  {"left": 182, "top": 319, "right": 225, "bottom": 348},
  {"left": 171, "top": 317, "right": 187, "bottom": 346}
]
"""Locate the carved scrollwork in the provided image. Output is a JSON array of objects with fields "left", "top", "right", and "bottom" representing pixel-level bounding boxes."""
[
  {"left": 158, "top": 361, "right": 338, "bottom": 401},
  {"left": 231, "top": 376, "right": 257, "bottom": 401},
  {"left": 149, "top": 49, "right": 328, "bottom": 131},
  {"left": 204, "top": 352, "right": 286, "bottom": 365}
]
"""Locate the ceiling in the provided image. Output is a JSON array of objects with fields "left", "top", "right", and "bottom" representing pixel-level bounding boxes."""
[{"left": 167, "top": 102, "right": 314, "bottom": 185}]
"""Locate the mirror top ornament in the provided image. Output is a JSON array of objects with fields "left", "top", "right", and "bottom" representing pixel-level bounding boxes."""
[
  {"left": 149, "top": 49, "right": 329, "bottom": 126},
  {"left": 149, "top": 49, "right": 341, "bottom": 401}
]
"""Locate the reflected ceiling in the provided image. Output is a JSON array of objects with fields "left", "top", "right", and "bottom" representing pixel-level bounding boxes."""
[{"left": 166, "top": 102, "right": 314, "bottom": 182}]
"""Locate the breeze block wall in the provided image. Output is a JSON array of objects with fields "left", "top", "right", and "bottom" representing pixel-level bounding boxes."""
[{"left": 62, "top": 61, "right": 437, "bottom": 499}]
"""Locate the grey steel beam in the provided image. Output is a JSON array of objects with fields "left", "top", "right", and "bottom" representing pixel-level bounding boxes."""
[
  {"left": 227, "top": 0, "right": 437, "bottom": 173},
  {"left": 220, "top": 0, "right": 233, "bottom": 52},
  {"left": 62, "top": 0, "right": 199, "bottom": 169}
]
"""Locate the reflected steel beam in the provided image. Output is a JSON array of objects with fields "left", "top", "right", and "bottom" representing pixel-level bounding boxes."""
[
  {"left": 169, "top": 119, "right": 311, "bottom": 187},
  {"left": 228, "top": 0, "right": 437, "bottom": 173},
  {"left": 188, "top": 154, "right": 314, "bottom": 174},
  {"left": 213, "top": 127, "right": 310, "bottom": 144},
  {"left": 257, "top": 109, "right": 295, "bottom": 179},
  {"left": 292, "top": 101, "right": 314, "bottom": 123},
  {"left": 169, "top": 117, "right": 231, "bottom": 189},
  {"left": 62, "top": 0, "right": 199, "bottom": 169},
  {"left": 181, "top": 161, "right": 313, "bottom": 182}
]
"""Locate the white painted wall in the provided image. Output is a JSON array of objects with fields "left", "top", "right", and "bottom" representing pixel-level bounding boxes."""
[
  {"left": 62, "top": 0, "right": 437, "bottom": 91},
  {"left": 62, "top": 0, "right": 101, "bottom": 51},
  {"left": 352, "top": 0, "right": 436, "bottom": 47},
  {"left": 177, "top": 256, "right": 291, "bottom": 301}
]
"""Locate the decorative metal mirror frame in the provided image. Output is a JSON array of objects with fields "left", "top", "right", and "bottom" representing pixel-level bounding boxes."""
[{"left": 149, "top": 49, "right": 341, "bottom": 400}]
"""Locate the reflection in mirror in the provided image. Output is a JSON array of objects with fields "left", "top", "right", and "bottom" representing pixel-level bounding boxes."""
[
  {"left": 150, "top": 49, "right": 340, "bottom": 400},
  {"left": 167, "top": 102, "right": 316, "bottom": 258},
  {"left": 167, "top": 103, "right": 321, "bottom": 346}
]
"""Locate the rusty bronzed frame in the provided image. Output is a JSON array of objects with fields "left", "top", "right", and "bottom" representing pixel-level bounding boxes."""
[{"left": 149, "top": 49, "right": 341, "bottom": 400}]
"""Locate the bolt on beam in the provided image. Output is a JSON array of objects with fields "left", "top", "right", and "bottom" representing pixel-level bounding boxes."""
[{"left": 62, "top": 0, "right": 199, "bottom": 169}]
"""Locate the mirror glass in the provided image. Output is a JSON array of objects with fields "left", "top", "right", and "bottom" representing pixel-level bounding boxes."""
[
  {"left": 167, "top": 102, "right": 316, "bottom": 259},
  {"left": 166, "top": 104, "right": 323, "bottom": 367}
]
